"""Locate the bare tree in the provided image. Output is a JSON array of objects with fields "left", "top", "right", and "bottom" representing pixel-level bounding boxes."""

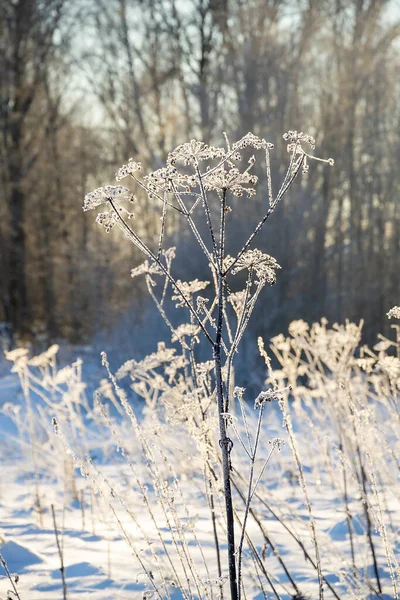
[{"left": 0, "top": 0, "right": 66, "bottom": 341}]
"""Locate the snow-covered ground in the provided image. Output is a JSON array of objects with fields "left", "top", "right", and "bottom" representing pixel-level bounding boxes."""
[{"left": 1, "top": 344, "right": 399, "bottom": 600}]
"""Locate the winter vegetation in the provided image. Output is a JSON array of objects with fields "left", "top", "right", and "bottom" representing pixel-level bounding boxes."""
[
  {"left": 1, "top": 129, "right": 400, "bottom": 600},
  {"left": 1, "top": 306, "right": 400, "bottom": 598},
  {"left": 1, "top": 2, "right": 400, "bottom": 600}
]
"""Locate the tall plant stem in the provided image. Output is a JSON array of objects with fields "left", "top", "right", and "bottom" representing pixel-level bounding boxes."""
[
  {"left": 0, "top": 551, "right": 21, "bottom": 600},
  {"left": 339, "top": 438, "right": 356, "bottom": 575},
  {"left": 348, "top": 397, "right": 382, "bottom": 595},
  {"left": 215, "top": 316, "right": 237, "bottom": 600},
  {"left": 51, "top": 504, "right": 67, "bottom": 600},
  {"left": 206, "top": 470, "right": 223, "bottom": 596},
  {"left": 360, "top": 459, "right": 382, "bottom": 594},
  {"left": 214, "top": 189, "right": 238, "bottom": 600}
]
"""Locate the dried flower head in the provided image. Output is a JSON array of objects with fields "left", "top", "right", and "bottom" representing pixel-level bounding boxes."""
[
  {"left": 172, "top": 280, "right": 210, "bottom": 308},
  {"left": 130, "top": 260, "right": 162, "bottom": 279},
  {"left": 83, "top": 185, "right": 133, "bottom": 211},
  {"left": 232, "top": 132, "right": 273, "bottom": 151},
  {"left": 376, "top": 356, "right": 400, "bottom": 380},
  {"left": 232, "top": 249, "right": 281, "bottom": 285},
  {"left": 203, "top": 167, "right": 258, "bottom": 197},
  {"left": 283, "top": 130, "right": 316, "bottom": 149},
  {"left": 283, "top": 131, "right": 334, "bottom": 171},
  {"left": 96, "top": 210, "right": 119, "bottom": 233},
  {"left": 270, "top": 333, "right": 291, "bottom": 352},
  {"left": 144, "top": 166, "right": 196, "bottom": 194},
  {"left": 288, "top": 320, "right": 309, "bottom": 337},
  {"left": 269, "top": 438, "right": 285, "bottom": 451},
  {"left": 196, "top": 296, "right": 209, "bottom": 313},
  {"left": 171, "top": 323, "right": 199, "bottom": 343},
  {"left": 387, "top": 306, "right": 400, "bottom": 319},
  {"left": 196, "top": 360, "right": 215, "bottom": 378},
  {"left": 116, "top": 343, "right": 177, "bottom": 380},
  {"left": 28, "top": 344, "right": 59, "bottom": 367},
  {"left": 353, "top": 358, "right": 376, "bottom": 373},
  {"left": 167, "top": 139, "right": 225, "bottom": 166},
  {"left": 233, "top": 386, "right": 246, "bottom": 400},
  {"left": 115, "top": 159, "right": 141, "bottom": 181},
  {"left": 254, "top": 386, "right": 291, "bottom": 408},
  {"left": 373, "top": 339, "right": 393, "bottom": 352},
  {"left": 5, "top": 347, "right": 29, "bottom": 362}
]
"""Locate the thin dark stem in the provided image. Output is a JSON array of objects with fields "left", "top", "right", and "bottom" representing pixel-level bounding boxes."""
[
  {"left": 232, "top": 508, "right": 282, "bottom": 600},
  {"left": 196, "top": 163, "right": 219, "bottom": 264},
  {"left": 157, "top": 192, "right": 167, "bottom": 259},
  {"left": 51, "top": 504, "right": 68, "bottom": 600},
  {"left": 224, "top": 269, "right": 253, "bottom": 414},
  {"left": 237, "top": 405, "right": 264, "bottom": 599},
  {"left": 232, "top": 468, "right": 344, "bottom": 600},
  {"left": 281, "top": 402, "right": 324, "bottom": 600},
  {"left": 360, "top": 459, "right": 382, "bottom": 594},
  {"left": 339, "top": 440, "right": 356, "bottom": 575},
  {"left": 220, "top": 190, "right": 226, "bottom": 268},
  {"left": 0, "top": 552, "right": 21, "bottom": 600},
  {"left": 231, "top": 474, "right": 303, "bottom": 598},
  {"left": 187, "top": 309, "right": 223, "bottom": 594},
  {"left": 207, "top": 472, "right": 223, "bottom": 597},
  {"left": 348, "top": 399, "right": 382, "bottom": 595},
  {"left": 245, "top": 537, "right": 282, "bottom": 600},
  {"left": 215, "top": 189, "right": 238, "bottom": 600}
]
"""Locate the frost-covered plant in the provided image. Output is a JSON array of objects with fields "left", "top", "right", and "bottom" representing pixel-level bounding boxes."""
[
  {"left": 387, "top": 306, "right": 400, "bottom": 320},
  {"left": 266, "top": 319, "right": 400, "bottom": 599},
  {"left": 3, "top": 345, "right": 94, "bottom": 522},
  {"left": 6, "top": 320, "right": 400, "bottom": 598},
  {"left": 83, "top": 131, "right": 333, "bottom": 600},
  {"left": 9, "top": 131, "right": 399, "bottom": 599}
]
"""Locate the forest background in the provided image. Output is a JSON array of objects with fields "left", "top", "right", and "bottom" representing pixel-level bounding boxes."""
[{"left": 1, "top": 0, "right": 399, "bottom": 359}]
